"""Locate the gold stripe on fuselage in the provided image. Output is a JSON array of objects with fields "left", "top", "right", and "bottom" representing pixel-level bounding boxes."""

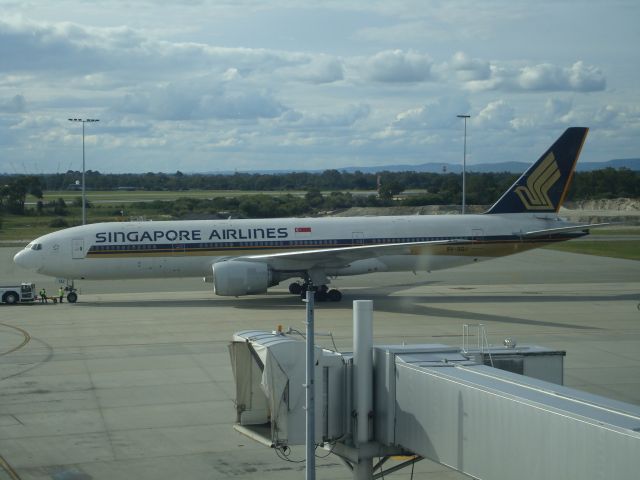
[{"left": 85, "top": 238, "right": 563, "bottom": 260}]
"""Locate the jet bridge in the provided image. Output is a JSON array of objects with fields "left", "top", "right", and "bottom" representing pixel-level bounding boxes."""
[
  {"left": 375, "top": 344, "right": 640, "bottom": 479},
  {"left": 229, "top": 304, "right": 640, "bottom": 480},
  {"left": 229, "top": 329, "right": 345, "bottom": 447}
]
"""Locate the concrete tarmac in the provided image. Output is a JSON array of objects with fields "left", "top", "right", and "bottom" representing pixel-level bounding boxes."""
[{"left": 1, "top": 246, "right": 639, "bottom": 479}]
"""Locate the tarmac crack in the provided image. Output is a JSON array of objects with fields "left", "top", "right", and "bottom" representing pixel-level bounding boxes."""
[{"left": 84, "top": 360, "right": 118, "bottom": 462}]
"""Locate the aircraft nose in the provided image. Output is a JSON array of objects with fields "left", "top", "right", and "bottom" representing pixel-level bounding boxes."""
[{"left": 14, "top": 248, "right": 39, "bottom": 270}]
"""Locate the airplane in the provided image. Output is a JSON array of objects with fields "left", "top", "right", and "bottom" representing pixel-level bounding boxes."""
[{"left": 14, "top": 127, "right": 603, "bottom": 303}]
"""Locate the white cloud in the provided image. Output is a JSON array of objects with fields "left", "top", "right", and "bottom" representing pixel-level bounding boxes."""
[
  {"left": 351, "top": 3, "right": 529, "bottom": 45},
  {"left": 544, "top": 98, "right": 573, "bottom": 119},
  {"left": 0, "top": 18, "right": 139, "bottom": 74},
  {"left": 593, "top": 105, "right": 619, "bottom": 126},
  {"left": 284, "top": 55, "right": 344, "bottom": 84},
  {"left": 223, "top": 68, "right": 240, "bottom": 81},
  {"left": 466, "top": 60, "right": 606, "bottom": 93},
  {"left": 9, "top": 115, "right": 56, "bottom": 131},
  {"left": 0, "top": 17, "right": 305, "bottom": 82},
  {"left": 0, "top": 94, "right": 26, "bottom": 113},
  {"left": 197, "top": 91, "right": 285, "bottom": 120},
  {"left": 354, "top": 20, "right": 432, "bottom": 44},
  {"left": 448, "top": 52, "right": 491, "bottom": 82},
  {"left": 474, "top": 100, "right": 515, "bottom": 129},
  {"left": 0, "top": 2, "right": 637, "bottom": 172},
  {"left": 361, "top": 50, "right": 433, "bottom": 83},
  {"left": 280, "top": 104, "right": 370, "bottom": 128},
  {"left": 111, "top": 79, "right": 287, "bottom": 121},
  {"left": 209, "top": 136, "right": 241, "bottom": 148},
  {"left": 506, "top": 98, "right": 634, "bottom": 135},
  {"left": 517, "top": 61, "right": 605, "bottom": 92},
  {"left": 392, "top": 97, "right": 471, "bottom": 130},
  {"left": 565, "top": 61, "right": 606, "bottom": 92}
]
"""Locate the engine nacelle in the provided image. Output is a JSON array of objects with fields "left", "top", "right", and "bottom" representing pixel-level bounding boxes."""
[{"left": 211, "top": 261, "right": 272, "bottom": 296}]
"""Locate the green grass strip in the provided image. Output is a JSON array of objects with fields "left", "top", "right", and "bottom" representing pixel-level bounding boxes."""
[
  {"left": 589, "top": 228, "right": 640, "bottom": 236},
  {"left": 544, "top": 240, "right": 640, "bottom": 261}
]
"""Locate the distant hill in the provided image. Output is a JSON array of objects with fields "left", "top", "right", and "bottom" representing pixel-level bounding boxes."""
[
  {"left": 337, "top": 158, "right": 640, "bottom": 174},
  {"left": 236, "top": 158, "right": 640, "bottom": 175},
  {"left": 207, "top": 158, "right": 640, "bottom": 175},
  {"left": 585, "top": 158, "right": 640, "bottom": 171}
]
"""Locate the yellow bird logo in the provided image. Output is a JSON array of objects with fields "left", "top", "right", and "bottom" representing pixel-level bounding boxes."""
[{"left": 514, "top": 152, "right": 561, "bottom": 210}]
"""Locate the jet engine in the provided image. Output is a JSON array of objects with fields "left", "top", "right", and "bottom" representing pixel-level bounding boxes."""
[{"left": 211, "top": 261, "right": 274, "bottom": 296}]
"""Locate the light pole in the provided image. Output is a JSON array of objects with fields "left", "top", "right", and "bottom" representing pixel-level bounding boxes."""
[
  {"left": 68, "top": 118, "right": 99, "bottom": 225},
  {"left": 457, "top": 114, "right": 470, "bottom": 214}
]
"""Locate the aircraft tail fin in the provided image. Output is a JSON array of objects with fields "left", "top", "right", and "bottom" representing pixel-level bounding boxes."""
[{"left": 486, "top": 127, "right": 589, "bottom": 214}]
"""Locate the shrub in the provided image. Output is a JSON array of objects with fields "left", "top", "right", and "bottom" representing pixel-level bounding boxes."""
[{"left": 49, "top": 217, "right": 69, "bottom": 228}]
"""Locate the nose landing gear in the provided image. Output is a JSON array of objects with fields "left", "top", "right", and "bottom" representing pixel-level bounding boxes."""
[{"left": 63, "top": 281, "right": 78, "bottom": 303}]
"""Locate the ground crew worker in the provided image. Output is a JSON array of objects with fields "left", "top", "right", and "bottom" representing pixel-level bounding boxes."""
[
  {"left": 39, "top": 288, "right": 48, "bottom": 304},
  {"left": 58, "top": 286, "right": 64, "bottom": 303}
]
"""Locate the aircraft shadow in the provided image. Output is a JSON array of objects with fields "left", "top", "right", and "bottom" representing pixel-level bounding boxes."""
[{"left": 66, "top": 279, "right": 628, "bottom": 331}]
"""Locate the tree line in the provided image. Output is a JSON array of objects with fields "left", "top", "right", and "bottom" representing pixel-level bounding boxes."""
[
  {"left": 4, "top": 167, "right": 640, "bottom": 197},
  {"left": 1, "top": 168, "right": 638, "bottom": 220}
]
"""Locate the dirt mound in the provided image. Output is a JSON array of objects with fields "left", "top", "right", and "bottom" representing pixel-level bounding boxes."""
[
  {"left": 330, "top": 198, "right": 639, "bottom": 224},
  {"left": 564, "top": 198, "right": 640, "bottom": 211},
  {"left": 330, "top": 205, "right": 485, "bottom": 217}
]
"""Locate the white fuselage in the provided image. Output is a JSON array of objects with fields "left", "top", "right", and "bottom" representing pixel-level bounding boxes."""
[{"left": 13, "top": 213, "right": 573, "bottom": 282}]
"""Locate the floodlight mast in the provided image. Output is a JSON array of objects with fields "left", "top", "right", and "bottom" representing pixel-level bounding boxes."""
[{"left": 68, "top": 118, "right": 99, "bottom": 225}]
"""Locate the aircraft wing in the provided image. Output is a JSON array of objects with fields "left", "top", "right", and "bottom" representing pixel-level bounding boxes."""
[
  {"left": 242, "top": 239, "right": 471, "bottom": 271},
  {"left": 520, "top": 223, "right": 611, "bottom": 238}
]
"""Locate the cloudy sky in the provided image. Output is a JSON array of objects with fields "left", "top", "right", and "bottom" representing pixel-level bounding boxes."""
[{"left": 0, "top": 0, "right": 638, "bottom": 173}]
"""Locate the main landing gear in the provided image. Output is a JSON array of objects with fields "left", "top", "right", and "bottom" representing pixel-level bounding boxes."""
[
  {"left": 288, "top": 282, "right": 342, "bottom": 302},
  {"left": 63, "top": 281, "right": 78, "bottom": 303}
]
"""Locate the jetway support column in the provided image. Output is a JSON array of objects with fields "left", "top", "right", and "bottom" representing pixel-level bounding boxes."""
[
  {"left": 353, "top": 300, "right": 373, "bottom": 479},
  {"left": 305, "top": 290, "right": 315, "bottom": 480}
]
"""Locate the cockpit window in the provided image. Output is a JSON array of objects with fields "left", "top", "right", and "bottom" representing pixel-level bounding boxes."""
[{"left": 31, "top": 243, "right": 43, "bottom": 251}]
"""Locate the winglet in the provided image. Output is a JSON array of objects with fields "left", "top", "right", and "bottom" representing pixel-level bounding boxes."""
[{"left": 486, "top": 127, "right": 589, "bottom": 214}]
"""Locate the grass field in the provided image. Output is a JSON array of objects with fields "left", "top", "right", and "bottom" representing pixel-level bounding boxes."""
[
  {"left": 1, "top": 215, "right": 66, "bottom": 242},
  {"left": 0, "top": 211, "right": 125, "bottom": 242},
  {"left": 589, "top": 227, "right": 640, "bottom": 236},
  {"left": 26, "top": 189, "right": 353, "bottom": 205},
  {"left": 544, "top": 240, "right": 639, "bottom": 261}
]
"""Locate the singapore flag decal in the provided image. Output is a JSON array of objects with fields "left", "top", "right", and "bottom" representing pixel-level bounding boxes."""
[{"left": 295, "top": 227, "right": 312, "bottom": 234}]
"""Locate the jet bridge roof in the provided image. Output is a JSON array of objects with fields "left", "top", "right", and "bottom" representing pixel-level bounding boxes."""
[
  {"left": 399, "top": 360, "right": 640, "bottom": 432},
  {"left": 389, "top": 347, "right": 640, "bottom": 480},
  {"left": 231, "top": 333, "right": 640, "bottom": 479}
]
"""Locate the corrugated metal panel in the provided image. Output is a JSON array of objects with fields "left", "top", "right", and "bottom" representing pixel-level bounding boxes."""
[
  {"left": 231, "top": 330, "right": 346, "bottom": 447},
  {"left": 374, "top": 344, "right": 473, "bottom": 445},
  {"left": 394, "top": 362, "right": 640, "bottom": 480},
  {"left": 466, "top": 344, "right": 566, "bottom": 384}
]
